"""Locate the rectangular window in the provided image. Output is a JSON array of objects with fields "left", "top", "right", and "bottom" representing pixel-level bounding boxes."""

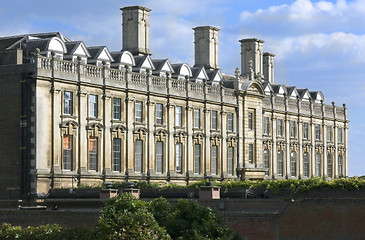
[
  {"left": 113, "top": 98, "right": 121, "bottom": 120},
  {"left": 327, "top": 126, "right": 332, "bottom": 142},
  {"left": 63, "top": 135, "right": 72, "bottom": 170},
  {"left": 315, "top": 124, "right": 321, "bottom": 140},
  {"left": 89, "top": 137, "right": 98, "bottom": 171},
  {"left": 248, "top": 112, "right": 253, "bottom": 130},
  {"left": 248, "top": 144, "right": 254, "bottom": 163},
  {"left": 175, "top": 106, "right": 182, "bottom": 127},
  {"left": 303, "top": 152, "right": 309, "bottom": 177},
  {"left": 156, "top": 103, "right": 163, "bottom": 125},
  {"left": 338, "top": 127, "right": 343, "bottom": 143},
  {"left": 156, "top": 141, "right": 163, "bottom": 173},
  {"left": 278, "top": 150, "right": 283, "bottom": 176},
  {"left": 290, "top": 121, "right": 296, "bottom": 138},
  {"left": 228, "top": 147, "right": 234, "bottom": 175},
  {"left": 176, "top": 143, "right": 182, "bottom": 173},
  {"left": 227, "top": 113, "right": 234, "bottom": 132},
  {"left": 64, "top": 91, "right": 73, "bottom": 115},
  {"left": 263, "top": 117, "right": 269, "bottom": 135},
  {"left": 211, "top": 110, "right": 218, "bottom": 130},
  {"left": 135, "top": 140, "right": 143, "bottom": 173},
  {"left": 316, "top": 153, "right": 321, "bottom": 177},
  {"left": 338, "top": 154, "right": 343, "bottom": 176},
  {"left": 211, "top": 145, "right": 218, "bottom": 175},
  {"left": 264, "top": 149, "right": 269, "bottom": 176},
  {"left": 135, "top": 101, "right": 143, "bottom": 123},
  {"left": 277, "top": 119, "right": 283, "bottom": 137},
  {"left": 194, "top": 109, "right": 200, "bottom": 128},
  {"left": 113, "top": 138, "right": 121, "bottom": 172},
  {"left": 89, "top": 95, "right": 98, "bottom": 118},
  {"left": 303, "top": 122, "right": 309, "bottom": 139},
  {"left": 194, "top": 144, "right": 201, "bottom": 174},
  {"left": 291, "top": 151, "right": 297, "bottom": 177},
  {"left": 327, "top": 154, "right": 333, "bottom": 178}
]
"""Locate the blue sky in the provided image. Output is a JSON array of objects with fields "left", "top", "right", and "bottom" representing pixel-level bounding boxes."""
[{"left": 1, "top": 0, "right": 364, "bottom": 176}]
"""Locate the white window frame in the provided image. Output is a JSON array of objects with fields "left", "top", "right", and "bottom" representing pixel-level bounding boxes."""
[
  {"left": 228, "top": 113, "right": 233, "bottom": 132},
  {"left": 194, "top": 144, "right": 201, "bottom": 174},
  {"left": 89, "top": 137, "right": 98, "bottom": 171},
  {"left": 64, "top": 91, "right": 73, "bottom": 115},
  {"left": 156, "top": 103, "right": 163, "bottom": 125},
  {"left": 303, "top": 152, "right": 309, "bottom": 177},
  {"left": 303, "top": 122, "right": 309, "bottom": 139},
  {"left": 316, "top": 153, "right": 321, "bottom": 177},
  {"left": 175, "top": 106, "right": 182, "bottom": 127},
  {"left": 135, "top": 101, "right": 143, "bottom": 123},
  {"left": 194, "top": 109, "right": 200, "bottom": 129},
  {"left": 176, "top": 142, "right": 182, "bottom": 173},
  {"left": 228, "top": 146, "right": 234, "bottom": 175},
  {"left": 277, "top": 119, "right": 283, "bottom": 137},
  {"left": 211, "top": 110, "right": 218, "bottom": 130},
  {"left": 248, "top": 144, "right": 254, "bottom": 163},
  {"left": 278, "top": 150, "right": 283, "bottom": 176},
  {"left": 113, "top": 138, "right": 121, "bottom": 172},
  {"left": 113, "top": 98, "right": 121, "bottom": 120},
  {"left": 290, "top": 151, "right": 297, "bottom": 177},
  {"left": 63, "top": 134, "right": 72, "bottom": 170},
  {"left": 135, "top": 140, "right": 143, "bottom": 173},
  {"left": 264, "top": 149, "right": 269, "bottom": 176},
  {"left": 290, "top": 121, "right": 296, "bottom": 138},
  {"left": 211, "top": 145, "right": 218, "bottom": 175},
  {"left": 263, "top": 117, "right": 269, "bottom": 135},
  {"left": 156, "top": 141, "right": 163, "bottom": 173},
  {"left": 89, "top": 95, "right": 98, "bottom": 118}
]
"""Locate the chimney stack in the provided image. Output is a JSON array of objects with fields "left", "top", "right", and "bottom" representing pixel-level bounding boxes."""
[
  {"left": 193, "top": 26, "right": 219, "bottom": 70},
  {"left": 239, "top": 38, "right": 264, "bottom": 80},
  {"left": 121, "top": 6, "right": 151, "bottom": 56},
  {"left": 263, "top": 52, "right": 275, "bottom": 83}
]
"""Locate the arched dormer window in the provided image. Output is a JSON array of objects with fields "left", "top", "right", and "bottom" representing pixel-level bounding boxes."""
[{"left": 172, "top": 63, "right": 192, "bottom": 80}]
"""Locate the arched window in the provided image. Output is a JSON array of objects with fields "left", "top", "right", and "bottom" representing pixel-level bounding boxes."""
[
  {"left": 290, "top": 151, "right": 297, "bottom": 177},
  {"left": 316, "top": 153, "right": 321, "bottom": 177},
  {"left": 278, "top": 150, "right": 283, "bottom": 176},
  {"left": 264, "top": 149, "right": 269, "bottom": 176},
  {"left": 303, "top": 152, "right": 309, "bottom": 177},
  {"left": 327, "top": 154, "right": 333, "bottom": 178}
]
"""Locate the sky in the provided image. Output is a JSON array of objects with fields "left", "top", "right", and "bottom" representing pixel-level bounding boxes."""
[{"left": 1, "top": 0, "right": 364, "bottom": 176}]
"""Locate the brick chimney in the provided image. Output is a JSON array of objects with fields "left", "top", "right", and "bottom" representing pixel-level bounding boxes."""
[
  {"left": 121, "top": 6, "right": 151, "bottom": 56},
  {"left": 193, "top": 26, "right": 219, "bottom": 70},
  {"left": 239, "top": 38, "right": 264, "bottom": 80},
  {"left": 263, "top": 52, "right": 275, "bottom": 83}
]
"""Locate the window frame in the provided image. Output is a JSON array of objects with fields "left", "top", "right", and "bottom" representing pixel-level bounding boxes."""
[
  {"left": 277, "top": 150, "right": 283, "bottom": 176},
  {"left": 303, "top": 122, "right": 309, "bottom": 139},
  {"left": 290, "top": 121, "right": 296, "bottom": 138},
  {"left": 211, "top": 145, "right": 218, "bottom": 175},
  {"left": 263, "top": 117, "right": 269, "bottom": 135},
  {"left": 135, "top": 140, "right": 143, "bottom": 173},
  {"left": 135, "top": 101, "right": 143, "bottom": 123},
  {"left": 194, "top": 109, "right": 200, "bottom": 129},
  {"left": 176, "top": 142, "right": 182, "bottom": 173},
  {"left": 175, "top": 106, "right": 182, "bottom": 127},
  {"left": 155, "top": 103, "right": 163, "bottom": 125},
  {"left": 89, "top": 94, "right": 98, "bottom": 118},
  {"left": 227, "top": 113, "right": 234, "bottom": 132},
  {"left": 156, "top": 141, "right": 163, "bottom": 173},
  {"left": 248, "top": 144, "right": 254, "bottom": 163},
  {"left": 194, "top": 144, "right": 201, "bottom": 174},
  {"left": 63, "top": 134, "right": 72, "bottom": 170},
  {"left": 248, "top": 112, "right": 253, "bottom": 130},
  {"left": 315, "top": 124, "right": 321, "bottom": 140},
  {"left": 303, "top": 152, "right": 309, "bottom": 177},
  {"left": 211, "top": 110, "right": 218, "bottom": 130},
  {"left": 89, "top": 137, "right": 98, "bottom": 171},
  {"left": 227, "top": 146, "right": 234, "bottom": 175},
  {"left": 316, "top": 153, "right": 321, "bottom": 177},
  {"left": 63, "top": 91, "right": 73, "bottom": 116},
  {"left": 113, "top": 138, "right": 121, "bottom": 172},
  {"left": 113, "top": 98, "right": 121, "bottom": 120},
  {"left": 327, "top": 153, "right": 333, "bottom": 178},
  {"left": 264, "top": 149, "right": 269, "bottom": 176},
  {"left": 277, "top": 119, "right": 283, "bottom": 137}
]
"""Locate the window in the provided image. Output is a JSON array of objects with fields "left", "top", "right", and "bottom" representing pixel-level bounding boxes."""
[
  {"left": 211, "top": 145, "right": 218, "bottom": 175},
  {"left": 264, "top": 149, "right": 269, "bottom": 176},
  {"left": 248, "top": 144, "right": 254, "bottom": 163},
  {"left": 211, "top": 110, "right": 218, "bottom": 130},
  {"left": 327, "top": 126, "right": 332, "bottom": 142},
  {"left": 327, "top": 154, "right": 333, "bottom": 178},
  {"left": 338, "top": 127, "right": 343, "bottom": 143},
  {"left": 290, "top": 121, "right": 296, "bottom": 138},
  {"left": 89, "top": 95, "right": 98, "bottom": 118},
  {"left": 89, "top": 137, "right": 98, "bottom": 171},
  {"left": 135, "top": 140, "right": 143, "bottom": 173},
  {"left": 316, "top": 153, "right": 321, "bottom": 177},
  {"left": 113, "top": 98, "right": 121, "bottom": 120},
  {"left": 175, "top": 106, "right": 182, "bottom": 127},
  {"left": 63, "top": 135, "right": 72, "bottom": 170},
  {"left": 248, "top": 112, "right": 253, "bottom": 130},
  {"left": 277, "top": 119, "right": 283, "bottom": 136},
  {"left": 303, "top": 122, "right": 309, "bottom": 139},
  {"left": 64, "top": 91, "right": 73, "bottom": 115},
  {"left": 176, "top": 143, "right": 182, "bottom": 173},
  {"left": 228, "top": 147, "right": 234, "bottom": 175},
  {"left": 315, "top": 124, "right": 321, "bottom": 140},
  {"left": 194, "top": 109, "right": 200, "bottom": 128},
  {"left": 303, "top": 152, "right": 309, "bottom": 177},
  {"left": 278, "top": 150, "right": 283, "bottom": 176},
  {"left": 113, "top": 138, "right": 121, "bottom": 172},
  {"left": 338, "top": 154, "right": 343, "bottom": 176},
  {"left": 194, "top": 144, "right": 201, "bottom": 174},
  {"left": 135, "top": 101, "right": 143, "bottom": 123},
  {"left": 263, "top": 117, "right": 269, "bottom": 135},
  {"left": 228, "top": 113, "right": 234, "bottom": 132},
  {"left": 290, "top": 151, "right": 296, "bottom": 177},
  {"left": 156, "top": 103, "right": 163, "bottom": 125},
  {"left": 156, "top": 141, "right": 163, "bottom": 173}
]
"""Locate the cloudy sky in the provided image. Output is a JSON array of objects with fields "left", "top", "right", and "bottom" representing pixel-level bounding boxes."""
[{"left": 1, "top": 0, "right": 364, "bottom": 176}]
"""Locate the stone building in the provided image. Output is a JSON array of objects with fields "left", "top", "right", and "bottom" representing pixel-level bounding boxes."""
[{"left": 0, "top": 5, "right": 348, "bottom": 199}]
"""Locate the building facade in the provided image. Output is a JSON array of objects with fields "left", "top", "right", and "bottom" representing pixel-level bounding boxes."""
[{"left": 0, "top": 6, "right": 348, "bottom": 199}]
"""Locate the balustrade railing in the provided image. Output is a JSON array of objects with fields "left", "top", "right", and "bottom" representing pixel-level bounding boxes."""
[
  {"left": 131, "top": 72, "right": 146, "bottom": 85},
  {"left": 55, "top": 59, "right": 77, "bottom": 74},
  {"left": 109, "top": 69, "right": 125, "bottom": 82},
  {"left": 151, "top": 76, "right": 166, "bottom": 88},
  {"left": 38, "top": 57, "right": 52, "bottom": 70},
  {"left": 171, "top": 79, "right": 186, "bottom": 91},
  {"left": 207, "top": 85, "right": 221, "bottom": 95},
  {"left": 84, "top": 65, "right": 102, "bottom": 78},
  {"left": 189, "top": 82, "right": 204, "bottom": 94}
]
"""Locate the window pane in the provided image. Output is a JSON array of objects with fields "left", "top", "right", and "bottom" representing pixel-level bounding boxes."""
[
  {"left": 211, "top": 110, "right": 217, "bottom": 130},
  {"left": 248, "top": 113, "right": 253, "bottom": 130},
  {"left": 89, "top": 137, "right": 97, "bottom": 170},
  {"left": 327, "top": 126, "right": 332, "bottom": 142},
  {"left": 277, "top": 119, "right": 282, "bottom": 136},
  {"left": 113, "top": 98, "right": 121, "bottom": 120},
  {"left": 176, "top": 143, "right": 182, "bottom": 173},
  {"left": 291, "top": 151, "right": 296, "bottom": 177},
  {"left": 63, "top": 135, "right": 72, "bottom": 170},
  {"left": 156, "top": 104, "right": 163, "bottom": 125},
  {"left": 263, "top": 117, "right": 269, "bottom": 135},
  {"left": 303, "top": 122, "right": 308, "bottom": 139},
  {"left": 327, "top": 154, "right": 333, "bottom": 178},
  {"left": 228, "top": 147, "right": 234, "bottom": 175},
  {"left": 278, "top": 150, "right": 283, "bottom": 176},
  {"left": 228, "top": 113, "right": 233, "bottom": 132},
  {"left": 135, "top": 140, "right": 143, "bottom": 173},
  {"left": 338, "top": 154, "right": 343, "bottom": 176},
  {"left": 135, "top": 101, "right": 143, "bottom": 123},
  {"left": 303, "top": 152, "right": 309, "bottom": 177},
  {"left": 316, "top": 153, "right": 321, "bottom": 177},
  {"left": 156, "top": 141, "right": 163, "bottom": 173},
  {"left": 315, "top": 124, "right": 321, "bottom": 140},
  {"left": 338, "top": 128, "right": 343, "bottom": 143},
  {"left": 264, "top": 149, "right": 269, "bottom": 176},
  {"left": 248, "top": 144, "right": 254, "bottom": 163},
  {"left": 64, "top": 91, "right": 73, "bottom": 115},
  {"left": 194, "top": 144, "right": 200, "bottom": 174},
  {"left": 211, "top": 145, "right": 218, "bottom": 175},
  {"left": 176, "top": 106, "right": 182, "bottom": 126},
  {"left": 89, "top": 95, "right": 98, "bottom": 118},
  {"left": 290, "top": 121, "right": 296, "bottom": 138},
  {"left": 194, "top": 109, "right": 200, "bottom": 128},
  {"left": 113, "top": 138, "right": 121, "bottom": 172}
]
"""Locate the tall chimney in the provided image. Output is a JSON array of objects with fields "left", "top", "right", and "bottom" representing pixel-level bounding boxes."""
[
  {"left": 263, "top": 52, "right": 275, "bottom": 83},
  {"left": 121, "top": 6, "right": 151, "bottom": 56},
  {"left": 193, "top": 26, "right": 219, "bottom": 70},
  {"left": 239, "top": 38, "right": 264, "bottom": 80}
]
